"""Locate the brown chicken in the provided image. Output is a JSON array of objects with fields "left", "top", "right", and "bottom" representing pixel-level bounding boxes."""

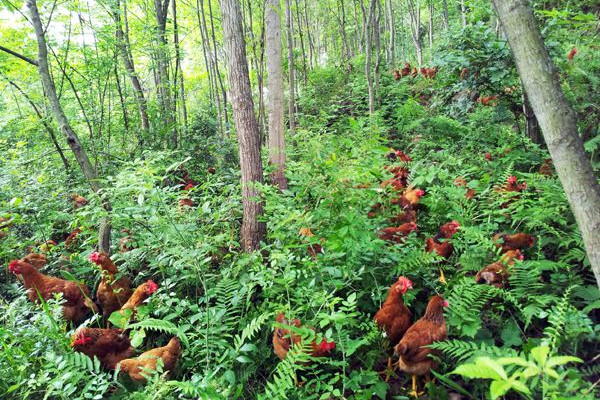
[
  {"left": 65, "top": 228, "right": 81, "bottom": 249},
  {"left": 391, "top": 187, "right": 425, "bottom": 210},
  {"left": 459, "top": 67, "right": 469, "bottom": 79},
  {"left": 425, "top": 221, "right": 460, "bottom": 283},
  {"left": 394, "top": 295, "right": 448, "bottom": 397},
  {"left": 503, "top": 175, "right": 527, "bottom": 193},
  {"left": 538, "top": 158, "right": 554, "bottom": 176},
  {"left": 393, "top": 69, "right": 401, "bottom": 80},
  {"left": 374, "top": 277, "right": 413, "bottom": 380},
  {"left": 379, "top": 222, "right": 418, "bottom": 244},
  {"left": 89, "top": 252, "right": 133, "bottom": 321},
  {"left": 72, "top": 328, "right": 135, "bottom": 370},
  {"left": 475, "top": 250, "right": 524, "bottom": 288},
  {"left": 118, "top": 337, "right": 182, "bottom": 382},
  {"left": 119, "top": 228, "right": 136, "bottom": 252},
  {"left": 120, "top": 280, "right": 159, "bottom": 315},
  {"left": 8, "top": 259, "right": 98, "bottom": 323},
  {"left": 493, "top": 233, "right": 535, "bottom": 254},
  {"left": 70, "top": 194, "right": 89, "bottom": 209},
  {"left": 273, "top": 313, "right": 336, "bottom": 361},
  {"left": 178, "top": 198, "right": 194, "bottom": 209},
  {"left": 389, "top": 209, "right": 417, "bottom": 225},
  {"left": 400, "top": 62, "right": 411, "bottom": 77},
  {"left": 22, "top": 253, "right": 48, "bottom": 269}
]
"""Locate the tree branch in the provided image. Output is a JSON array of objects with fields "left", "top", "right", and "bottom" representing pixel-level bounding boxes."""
[{"left": 0, "top": 45, "right": 38, "bottom": 66}]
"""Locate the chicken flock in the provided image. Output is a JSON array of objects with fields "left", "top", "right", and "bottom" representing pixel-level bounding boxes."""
[
  {"left": 4, "top": 152, "right": 541, "bottom": 396},
  {"left": 272, "top": 147, "right": 537, "bottom": 397}
]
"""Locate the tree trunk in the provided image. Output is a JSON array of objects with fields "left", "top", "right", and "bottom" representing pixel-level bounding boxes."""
[
  {"left": 219, "top": 0, "right": 266, "bottom": 252},
  {"left": 386, "top": 0, "right": 395, "bottom": 68},
  {"left": 364, "top": 0, "right": 376, "bottom": 115},
  {"left": 407, "top": 0, "right": 422, "bottom": 67},
  {"left": 28, "top": 0, "right": 111, "bottom": 253},
  {"left": 493, "top": 0, "right": 600, "bottom": 289},
  {"left": 113, "top": 0, "right": 150, "bottom": 140},
  {"left": 428, "top": 0, "right": 434, "bottom": 59},
  {"left": 373, "top": 0, "right": 381, "bottom": 107},
  {"left": 266, "top": 0, "right": 288, "bottom": 190},
  {"left": 442, "top": 0, "right": 449, "bottom": 29},
  {"left": 460, "top": 0, "right": 467, "bottom": 28},
  {"left": 208, "top": 0, "right": 230, "bottom": 132},
  {"left": 285, "top": 0, "right": 296, "bottom": 135},
  {"left": 522, "top": 91, "right": 542, "bottom": 145},
  {"left": 153, "top": 0, "right": 174, "bottom": 146}
]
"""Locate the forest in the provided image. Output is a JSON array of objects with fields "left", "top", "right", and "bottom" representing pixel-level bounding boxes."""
[{"left": 0, "top": 0, "right": 599, "bottom": 398}]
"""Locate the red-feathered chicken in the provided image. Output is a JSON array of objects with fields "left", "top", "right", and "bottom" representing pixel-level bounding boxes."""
[
  {"left": 65, "top": 228, "right": 81, "bottom": 249},
  {"left": 273, "top": 313, "right": 336, "bottom": 361},
  {"left": 493, "top": 233, "right": 535, "bottom": 254},
  {"left": 120, "top": 280, "right": 158, "bottom": 315},
  {"left": 22, "top": 253, "right": 48, "bottom": 269},
  {"left": 411, "top": 67, "right": 418, "bottom": 78},
  {"left": 393, "top": 69, "right": 401, "bottom": 80},
  {"left": 118, "top": 337, "right": 182, "bottom": 382},
  {"left": 8, "top": 259, "right": 97, "bottom": 323},
  {"left": 394, "top": 295, "right": 448, "bottom": 397},
  {"left": 504, "top": 175, "right": 527, "bottom": 192},
  {"left": 400, "top": 62, "right": 411, "bottom": 77},
  {"left": 425, "top": 221, "right": 460, "bottom": 284},
  {"left": 89, "top": 252, "right": 133, "bottom": 321},
  {"left": 72, "top": 327, "right": 135, "bottom": 370},
  {"left": 538, "top": 158, "right": 553, "bottom": 176},
  {"left": 70, "top": 194, "right": 89, "bottom": 209},
  {"left": 178, "top": 198, "right": 194, "bottom": 209},
  {"left": 374, "top": 277, "right": 413, "bottom": 380},
  {"left": 475, "top": 250, "right": 524, "bottom": 288},
  {"left": 459, "top": 67, "right": 469, "bottom": 79},
  {"left": 391, "top": 187, "right": 425, "bottom": 210},
  {"left": 379, "top": 222, "right": 418, "bottom": 244},
  {"left": 389, "top": 209, "right": 417, "bottom": 225}
]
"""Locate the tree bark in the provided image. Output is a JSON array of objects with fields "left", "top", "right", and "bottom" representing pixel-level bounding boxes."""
[
  {"left": 493, "top": 0, "right": 600, "bottom": 289},
  {"left": 266, "top": 0, "right": 288, "bottom": 190},
  {"left": 219, "top": 0, "right": 266, "bottom": 252},
  {"left": 407, "top": 0, "right": 422, "bottom": 67},
  {"left": 442, "top": 0, "right": 449, "bottom": 29},
  {"left": 364, "top": 0, "right": 376, "bottom": 115},
  {"left": 28, "top": 0, "right": 111, "bottom": 253},
  {"left": 460, "top": 0, "right": 467, "bottom": 28},
  {"left": 153, "top": 0, "right": 175, "bottom": 146},
  {"left": 386, "top": 0, "right": 395, "bottom": 68},
  {"left": 113, "top": 0, "right": 150, "bottom": 139},
  {"left": 285, "top": 0, "right": 296, "bottom": 135}
]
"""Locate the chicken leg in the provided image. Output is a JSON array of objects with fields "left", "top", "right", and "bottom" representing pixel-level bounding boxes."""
[
  {"left": 408, "top": 374, "right": 424, "bottom": 398},
  {"left": 377, "top": 357, "right": 398, "bottom": 382},
  {"left": 438, "top": 268, "right": 447, "bottom": 284}
]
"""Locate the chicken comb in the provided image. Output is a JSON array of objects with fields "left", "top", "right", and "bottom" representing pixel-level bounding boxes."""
[
  {"left": 507, "top": 175, "right": 518, "bottom": 184},
  {"left": 318, "top": 338, "right": 336, "bottom": 352},
  {"left": 146, "top": 280, "right": 159, "bottom": 294},
  {"left": 88, "top": 252, "right": 101, "bottom": 264},
  {"left": 8, "top": 259, "right": 20, "bottom": 273}
]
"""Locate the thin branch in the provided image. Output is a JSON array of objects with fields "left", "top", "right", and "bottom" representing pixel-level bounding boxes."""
[{"left": 0, "top": 45, "right": 38, "bottom": 66}]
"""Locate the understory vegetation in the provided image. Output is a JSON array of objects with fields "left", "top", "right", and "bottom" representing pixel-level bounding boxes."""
[{"left": 1, "top": 2, "right": 599, "bottom": 399}]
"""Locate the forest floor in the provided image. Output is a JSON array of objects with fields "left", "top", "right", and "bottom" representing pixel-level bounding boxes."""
[{"left": 0, "top": 66, "right": 598, "bottom": 399}]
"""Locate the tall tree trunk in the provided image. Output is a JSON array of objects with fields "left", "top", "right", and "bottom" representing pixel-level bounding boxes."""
[
  {"left": 285, "top": 0, "right": 296, "bottom": 135},
  {"left": 442, "top": 0, "right": 449, "bottom": 29},
  {"left": 373, "top": 0, "right": 381, "bottom": 106},
  {"left": 266, "top": 0, "right": 288, "bottom": 190},
  {"left": 427, "top": 0, "right": 433, "bottom": 59},
  {"left": 172, "top": 0, "right": 187, "bottom": 136},
  {"left": 460, "top": 0, "right": 467, "bottom": 28},
  {"left": 294, "top": 0, "right": 308, "bottom": 84},
  {"left": 303, "top": 0, "right": 314, "bottom": 69},
  {"left": 113, "top": 65, "right": 130, "bottom": 136},
  {"left": 28, "top": 0, "right": 111, "bottom": 253},
  {"left": 407, "top": 0, "right": 422, "bottom": 67},
  {"left": 219, "top": 0, "right": 266, "bottom": 252},
  {"left": 208, "top": 0, "right": 230, "bottom": 131},
  {"left": 364, "top": 0, "right": 376, "bottom": 115},
  {"left": 113, "top": 0, "right": 150, "bottom": 141},
  {"left": 493, "top": 0, "right": 600, "bottom": 289},
  {"left": 386, "top": 0, "right": 395, "bottom": 68},
  {"left": 154, "top": 0, "right": 174, "bottom": 146},
  {"left": 198, "top": 0, "right": 221, "bottom": 132}
]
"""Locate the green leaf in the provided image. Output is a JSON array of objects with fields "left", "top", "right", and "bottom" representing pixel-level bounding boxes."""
[
  {"left": 530, "top": 346, "right": 549, "bottom": 366},
  {"left": 130, "top": 329, "right": 146, "bottom": 348},
  {"left": 510, "top": 379, "right": 532, "bottom": 395},
  {"left": 236, "top": 355, "right": 252, "bottom": 364},
  {"left": 545, "top": 355, "right": 582, "bottom": 368},
  {"left": 108, "top": 309, "right": 131, "bottom": 329},
  {"left": 452, "top": 357, "right": 506, "bottom": 380},
  {"left": 490, "top": 380, "right": 511, "bottom": 399}
]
